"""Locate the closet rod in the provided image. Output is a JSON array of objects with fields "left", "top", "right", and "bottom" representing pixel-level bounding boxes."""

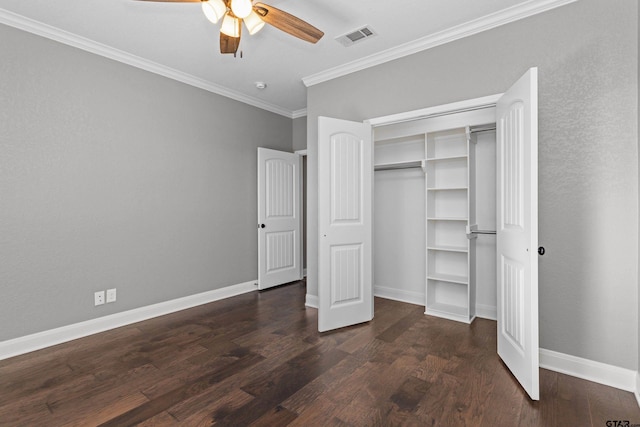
[{"left": 468, "top": 229, "right": 496, "bottom": 235}]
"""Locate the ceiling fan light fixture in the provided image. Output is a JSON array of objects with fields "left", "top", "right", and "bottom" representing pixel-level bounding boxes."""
[
  {"left": 244, "top": 10, "right": 265, "bottom": 35},
  {"left": 201, "top": 0, "right": 226, "bottom": 24},
  {"left": 220, "top": 13, "right": 241, "bottom": 38},
  {"left": 230, "top": 0, "right": 252, "bottom": 19}
]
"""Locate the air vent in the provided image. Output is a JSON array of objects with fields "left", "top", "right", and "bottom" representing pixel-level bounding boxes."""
[{"left": 335, "top": 26, "right": 377, "bottom": 47}]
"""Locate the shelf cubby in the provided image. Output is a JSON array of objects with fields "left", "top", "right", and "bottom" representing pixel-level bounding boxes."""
[
  {"left": 427, "top": 220, "right": 468, "bottom": 250},
  {"left": 375, "top": 134, "right": 425, "bottom": 165},
  {"left": 426, "top": 129, "right": 468, "bottom": 159},
  {"left": 426, "top": 280, "right": 470, "bottom": 323},
  {"left": 425, "top": 156, "right": 468, "bottom": 189},
  {"left": 427, "top": 189, "right": 468, "bottom": 219},
  {"left": 427, "top": 250, "right": 468, "bottom": 281}
]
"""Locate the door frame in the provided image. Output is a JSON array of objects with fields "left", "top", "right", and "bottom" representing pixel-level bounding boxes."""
[
  {"left": 366, "top": 94, "right": 503, "bottom": 310},
  {"left": 258, "top": 148, "right": 307, "bottom": 291},
  {"left": 366, "top": 94, "right": 502, "bottom": 128},
  {"left": 308, "top": 93, "right": 508, "bottom": 308},
  {"left": 257, "top": 148, "right": 303, "bottom": 290},
  {"left": 306, "top": 94, "right": 503, "bottom": 309},
  {"left": 294, "top": 149, "right": 307, "bottom": 279}
]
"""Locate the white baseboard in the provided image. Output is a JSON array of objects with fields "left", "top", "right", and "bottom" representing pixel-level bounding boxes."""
[
  {"left": 0, "top": 280, "right": 258, "bottom": 361},
  {"left": 635, "top": 372, "right": 640, "bottom": 408},
  {"left": 374, "top": 285, "right": 424, "bottom": 306},
  {"left": 540, "top": 348, "right": 636, "bottom": 392},
  {"left": 475, "top": 303, "right": 497, "bottom": 321},
  {"left": 305, "top": 293, "right": 318, "bottom": 308}
]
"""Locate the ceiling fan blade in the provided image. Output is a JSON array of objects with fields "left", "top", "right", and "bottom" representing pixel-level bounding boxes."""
[
  {"left": 220, "top": 32, "right": 241, "bottom": 54},
  {"left": 253, "top": 3, "right": 323, "bottom": 44}
]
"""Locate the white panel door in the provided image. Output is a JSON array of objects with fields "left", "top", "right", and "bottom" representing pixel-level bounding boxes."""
[
  {"left": 258, "top": 148, "right": 302, "bottom": 290},
  {"left": 318, "top": 117, "right": 373, "bottom": 332},
  {"left": 496, "top": 68, "right": 539, "bottom": 400}
]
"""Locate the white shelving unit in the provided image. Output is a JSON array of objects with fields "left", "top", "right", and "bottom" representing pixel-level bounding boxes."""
[
  {"left": 425, "top": 127, "right": 476, "bottom": 323},
  {"left": 373, "top": 124, "right": 487, "bottom": 324}
]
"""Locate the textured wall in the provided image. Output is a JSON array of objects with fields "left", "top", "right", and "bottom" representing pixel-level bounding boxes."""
[
  {"left": 307, "top": 0, "right": 638, "bottom": 369},
  {"left": 292, "top": 116, "right": 307, "bottom": 152},
  {"left": 0, "top": 24, "right": 292, "bottom": 341}
]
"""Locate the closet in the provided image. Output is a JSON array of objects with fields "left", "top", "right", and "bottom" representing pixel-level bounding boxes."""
[
  {"left": 373, "top": 113, "right": 497, "bottom": 324},
  {"left": 318, "top": 68, "right": 539, "bottom": 398}
]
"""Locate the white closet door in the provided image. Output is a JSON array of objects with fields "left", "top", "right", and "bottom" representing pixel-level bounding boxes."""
[
  {"left": 257, "top": 148, "right": 302, "bottom": 290},
  {"left": 496, "top": 68, "right": 539, "bottom": 400},
  {"left": 318, "top": 117, "right": 373, "bottom": 332}
]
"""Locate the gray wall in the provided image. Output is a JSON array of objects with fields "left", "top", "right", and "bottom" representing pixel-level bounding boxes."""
[
  {"left": 307, "top": 0, "right": 638, "bottom": 369},
  {"left": 292, "top": 116, "right": 307, "bottom": 152},
  {"left": 0, "top": 24, "right": 293, "bottom": 341}
]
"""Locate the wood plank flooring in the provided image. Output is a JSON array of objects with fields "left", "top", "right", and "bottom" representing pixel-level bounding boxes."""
[{"left": 1, "top": 280, "right": 639, "bottom": 426}]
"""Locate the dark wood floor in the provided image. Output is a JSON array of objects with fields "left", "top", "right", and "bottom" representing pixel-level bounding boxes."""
[{"left": 1, "top": 280, "right": 639, "bottom": 426}]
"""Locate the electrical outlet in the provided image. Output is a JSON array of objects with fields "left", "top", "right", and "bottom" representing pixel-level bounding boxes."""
[
  {"left": 94, "top": 291, "right": 105, "bottom": 306},
  {"left": 106, "top": 288, "right": 116, "bottom": 303}
]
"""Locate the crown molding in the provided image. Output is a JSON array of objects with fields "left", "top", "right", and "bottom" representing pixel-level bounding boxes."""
[
  {"left": 0, "top": 8, "right": 296, "bottom": 118},
  {"left": 303, "top": 0, "right": 579, "bottom": 87},
  {"left": 291, "top": 108, "right": 307, "bottom": 119}
]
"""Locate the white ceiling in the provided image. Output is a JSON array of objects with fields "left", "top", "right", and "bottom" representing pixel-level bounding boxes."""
[{"left": 0, "top": 0, "right": 573, "bottom": 117}]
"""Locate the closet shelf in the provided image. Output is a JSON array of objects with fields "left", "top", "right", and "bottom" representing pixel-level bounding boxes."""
[
  {"left": 374, "top": 160, "right": 424, "bottom": 171},
  {"left": 427, "top": 217, "right": 468, "bottom": 222},
  {"left": 427, "top": 272, "right": 468, "bottom": 285},
  {"left": 427, "top": 245, "right": 468, "bottom": 253},
  {"left": 426, "top": 155, "right": 467, "bottom": 162},
  {"left": 427, "top": 186, "right": 468, "bottom": 191}
]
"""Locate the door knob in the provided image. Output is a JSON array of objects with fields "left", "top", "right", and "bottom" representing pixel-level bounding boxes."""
[
  {"left": 538, "top": 246, "right": 545, "bottom": 255},
  {"left": 259, "top": 224, "right": 266, "bottom": 229}
]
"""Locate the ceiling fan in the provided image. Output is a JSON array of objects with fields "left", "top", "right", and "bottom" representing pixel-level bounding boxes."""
[{"left": 137, "top": 0, "right": 324, "bottom": 55}]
